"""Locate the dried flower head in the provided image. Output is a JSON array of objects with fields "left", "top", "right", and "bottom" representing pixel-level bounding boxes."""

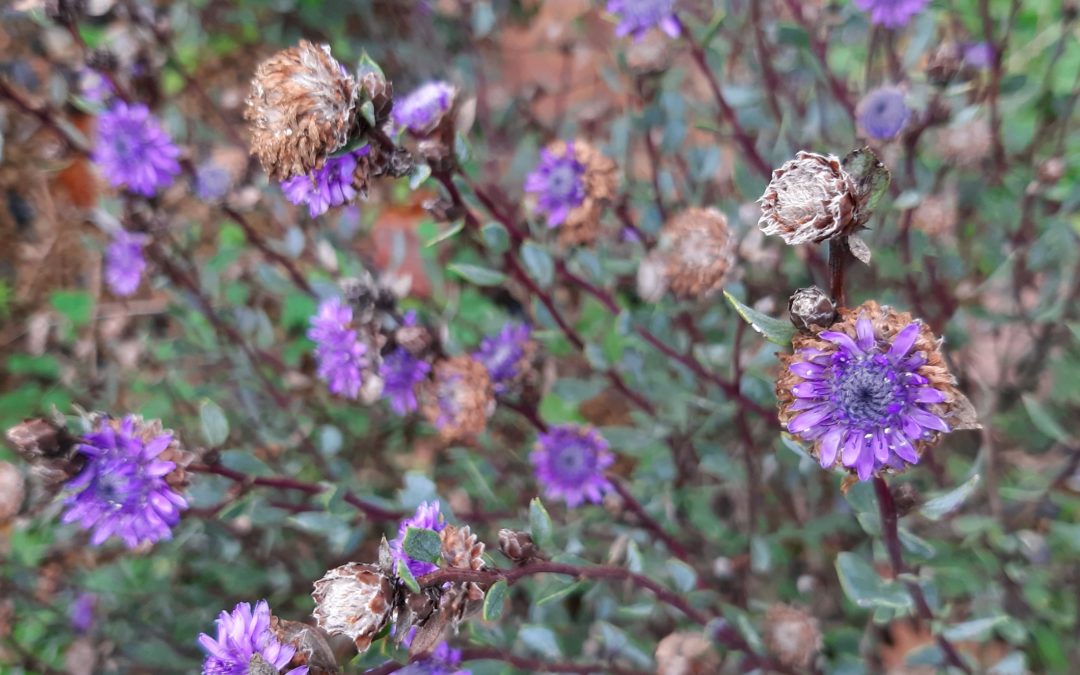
[
  {"left": 525, "top": 140, "right": 618, "bottom": 245},
  {"left": 280, "top": 146, "right": 371, "bottom": 218},
  {"left": 268, "top": 618, "right": 338, "bottom": 675},
  {"left": 473, "top": 323, "right": 535, "bottom": 394},
  {"left": 390, "top": 501, "right": 447, "bottom": 578},
  {"left": 421, "top": 356, "right": 494, "bottom": 443},
  {"left": 245, "top": 41, "right": 359, "bottom": 181},
  {"left": 93, "top": 101, "right": 181, "bottom": 197},
  {"left": 854, "top": 0, "right": 929, "bottom": 29},
  {"left": 311, "top": 563, "right": 394, "bottom": 654},
  {"left": 607, "top": 0, "right": 681, "bottom": 40},
  {"left": 380, "top": 348, "right": 432, "bottom": 416},
  {"left": 764, "top": 604, "right": 822, "bottom": 671},
  {"left": 393, "top": 81, "right": 456, "bottom": 137},
  {"left": 758, "top": 151, "right": 859, "bottom": 245},
  {"left": 104, "top": 229, "right": 148, "bottom": 297},
  {"left": 655, "top": 631, "right": 720, "bottom": 675},
  {"left": 440, "top": 524, "right": 485, "bottom": 572},
  {"left": 637, "top": 253, "right": 670, "bottom": 302},
  {"left": 776, "top": 301, "right": 966, "bottom": 481},
  {"left": 5, "top": 417, "right": 82, "bottom": 486},
  {"left": 788, "top": 286, "right": 837, "bottom": 332},
  {"left": 857, "top": 87, "right": 910, "bottom": 141},
  {"left": 307, "top": 297, "right": 368, "bottom": 399},
  {"left": 654, "top": 207, "right": 734, "bottom": 300},
  {"left": 531, "top": 425, "right": 614, "bottom": 508},
  {"left": 910, "top": 188, "right": 959, "bottom": 238},
  {"left": 936, "top": 118, "right": 993, "bottom": 168},
  {"left": 198, "top": 600, "right": 309, "bottom": 675},
  {"left": 498, "top": 529, "right": 541, "bottom": 565}
]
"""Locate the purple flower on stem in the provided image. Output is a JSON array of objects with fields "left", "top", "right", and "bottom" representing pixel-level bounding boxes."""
[
  {"left": 104, "top": 229, "right": 148, "bottom": 297},
  {"left": 70, "top": 593, "right": 96, "bottom": 634},
  {"left": 962, "top": 42, "right": 995, "bottom": 69},
  {"left": 473, "top": 323, "right": 530, "bottom": 392},
  {"left": 784, "top": 315, "right": 951, "bottom": 481},
  {"left": 853, "top": 0, "right": 930, "bottom": 29},
  {"left": 525, "top": 142, "right": 587, "bottom": 228},
  {"left": 198, "top": 600, "right": 309, "bottom": 675},
  {"left": 393, "top": 81, "right": 455, "bottom": 135},
  {"left": 196, "top": 162, "right": 233, "bottom": 202},
  {"left": 389, "top": 501, "right": 446, "bottom": 578},
  {"left": 531, "top": 425, "right": 614, "bottom": 508},
  {"left": 307, "top": 297, "right": 367, "bottom": 399},
  {"left": 380, "top": 348, "right": 431, "bottom": 415},
  {"left": 607, "top": 0, "right": 681, "bottom": 40},
  {"left": 280, "top": 147, "right": 368, "bottom": 218},
  {"left": 857, "top": 87, "right": 910, "bottom": 140},
  {"left": 400, "top": 628, "right": 469, "bottom": 675},
  {"left": 61, "top": 416, "right": 188, "bottom": 548},
  {"left": 93, "top": 101, "right": 181, "bottom": 196}
]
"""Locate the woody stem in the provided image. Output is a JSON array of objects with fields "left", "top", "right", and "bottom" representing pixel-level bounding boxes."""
[{"left": 828, "top": 236, "right": 850, "bottom": 309}]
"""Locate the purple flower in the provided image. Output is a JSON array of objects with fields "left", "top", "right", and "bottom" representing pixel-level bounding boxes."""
[
  {"left": 857, "top": 87, "right": 910, "bottom": 140},
  {"left": 307, "top": 297, "right": 367, "bottom": 399},
  {"left": 525, "top": 142, "right": 587, "bottom": 227},
  {"left": 784, "top": 314, "right": 951, "bottom": 481},
  {"left": 380, "top": 348, "right": 431, "bottom": 415},
  {"left": 93, "top": 101, "right": 181, "bottom": 196},
  {"left": 280, "top": 147, "right": 368, "bottom": 218},
  {"left": 70, "top": 593, "right": 96, "bottom": 634},
  {"left": 607, "top": 0, "right": 680, "bottom": 40},
  {"left": 393, "top": 81, "right": 455, "bottom": 135},
  {"left": 400, "top": 629, "right": 469, "bottom": 675},
  {"left": 79, "top": 69, "right": 114, "bottom": 105},
  {"left": 531, "top": 425, "right": 614, "bottom": 508},
  {"left": 196, "top": 162, "right": 233, "bottom": 201},
  {"left": 61, "top": 416, "right": 188, "bottom": 548},
  {"left": 198, "top": 600, "right": 309, "bottom": 675},
  {"left": 853, "top": 0, "right": 930, "bottom": 29},
  {"left": 962, "top": 42, "right": 995, "bottom": 69},
  {"left": 104, "top": 229, "right": 148, "bottom": 297},
  {"left": 473, "top": 323, "right": 530, "bottom": 392},
  {"left": 389, "top": 501, "right": 446, "bottom": 578}
]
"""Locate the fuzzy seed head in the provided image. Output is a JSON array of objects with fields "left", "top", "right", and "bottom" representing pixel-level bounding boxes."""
[
  {"left": 758, "top": 151, "right": 858, "bottom": 245},
  {"left": 311, "top": 563, "right": 394, "bottom": 654}
]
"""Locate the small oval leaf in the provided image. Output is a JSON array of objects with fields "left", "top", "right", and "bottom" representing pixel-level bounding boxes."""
[
  {"left": 723, "top": 291, "right": 797, "bottom": 345},
  {"left": 199, "top": 399, "right": 230, "bottom": 448},
  {"left": 483, "top": 579, "right": 508, "bottom": 621}
]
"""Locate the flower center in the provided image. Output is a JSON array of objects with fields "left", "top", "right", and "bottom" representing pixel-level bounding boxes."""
[
  {"left": 832, "top": 356, "right": 901, "bottom": 425},
  {"left": 553, "top": 444, "right": 592, "bottom": 481},
  {"left": 547, "top": 162, "right": 584, "bottom": 201}
]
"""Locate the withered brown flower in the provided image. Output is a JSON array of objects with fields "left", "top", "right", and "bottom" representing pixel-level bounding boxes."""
[
  {"left": 311, "top": 562, "right": 394, "bottom": 654},
  {"left": 758, "top": 151, "right": 859, "bottom": 246},
  {"left": 421, "top": 356, "right": 494, "bottom": 443}
]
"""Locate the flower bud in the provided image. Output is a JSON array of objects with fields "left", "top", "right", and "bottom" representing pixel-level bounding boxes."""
[
  {"left": 498, "top": 528, "right": 541, "bottom": 565},
  {"left": 764, "top": 604, "right": 822, "bottom": 671},
  {"left": 788, "top": 286, "right": 837, "bottom": 332},
  {"left": 269, "top": 616, "right": 339, "bottom": 675},
  {"left": 655, "top": 631, "right": 720, "bottom": 675},
  {"left": 311, "top": 562, "right": 394, "bottom": 654},
  {"left": 440, "top": 524, "right": 486, "bottom": 571},
  {"left": 758, "top": 151, "right": 858, "bottom": 245}
]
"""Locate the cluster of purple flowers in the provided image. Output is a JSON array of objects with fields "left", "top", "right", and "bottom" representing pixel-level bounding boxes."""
[
  {"left": 531, "top": 425, "right": 614, "bottom": 508},
  {"left": 389, "top": 501, "right": 447, "bottom": 578},
  {"left": 393, "top": 81, "right": 455, "bottom": 135},
  {"left": 61, "top": 416, "right": 188, "bottom": 548},
  {"left": 93, "top": 101, "right": 181, "bottom": 197},
  {"left": 307, "top": 297, "right": 367, "bottom": 399},
  {"left": 104, "top": 229, "right": 148, "bottom": 297},
  {"left": 473, "top": 322, "right": 530, "bottom": 392},
  {"left": 854, "top": 0, "right": 930, "bottom": 29},
  {"left": 524, "top": 143, "right": 586, "bottom": 228},
  {"left": 280, "top": 147, "right": 368, "bottom": 218},
  {"left": 198, "top": 600, "right": 309, "bottom": 675},
  {"left": 607, "top": 0, "right": 680, "bottom": 40},
  {"left": 380, "top": 347, "right": 431, "bottom": 415}
]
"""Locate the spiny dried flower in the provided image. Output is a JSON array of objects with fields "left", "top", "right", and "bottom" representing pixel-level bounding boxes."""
[
  {"left": 421, "top": 356, "right": 494, "bottom": 443},
  {"left": 936, "top": 118, "right": 993, "bottom": 168},
  {"left": 776, "top": 301, "right": 966, "bottom": 481},
  {"left": 390, "top": 501, "right": 447, "bottom": 578},
  {"left": 307, "top": 297, "right": 367, "bottom": 399},
  {"left": 93, "top": 101, "right": 181, "bottom": 197},
  {"left": 280, "top": 146, "right": 370, "bottom": 218},
  {"left": 473, "top": 323, "right": 534, "bottom": 393},
  {"left": 763, "top": 604, "right": 822, "bottom": 671},
  {"left": 758, "top": 151, "right": 858, "bottom": 246},
  {"left": 440, "top": 524, "right": 485, "bottom": 572},
  {"left": 910, "top": 188, "right": 958, "bottom": 238},
  {"left": 61, "top": 415, "right": 189, "bottom": 548},
  {"left": 198, "top": 600, "right": 309, "bottom": 675},
  {"left": 393, "top": 81, "right": 456, "bottom": 136},
  {"left": 857, "top": 87, "right": 910, "bottom": 141},
  {"left": 380, "top": 348, "right": 432, "bottom": 416},
  {"left": 655, "top": 631, "right": 720, "bottom": 675},
  {"left": 654, "top": 207, "right": 733, "bottom": 300},
  {"left": 854, "top": 0, "right": 929, "bottom": 29},
  {"left": 788, "top": 286, "right": 837, "bottom": 332},
  {"left": 0, "top": 462, "right": 24, "bottom": 525},
  {"left": 531, "top": 425, "right": 614, "bottom": 508},
  {"left": 311, "top": 563, "right": 394, "bottom": 654},
  {"left": 268, "top": 618, "right": 338, "bottom": 675},
  {"left": 104, "top": 229, "right": 148, "bottom": 297},
  {"left": 245, "top": 41, "right": 358, "bottom": 181},
  {"left": 607, "top": 0, "right": 681, "bottom": 40},
  {"left": 525, "top": 140, "right": 618, "bottom": 245}
]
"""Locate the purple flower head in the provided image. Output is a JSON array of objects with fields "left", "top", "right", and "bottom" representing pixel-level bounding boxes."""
[
  {"left": 280, "top": 147, "right": 369, "bottom": 218},
  {"left": 962, "top": 42, "right": 995, "bottom": 69},
  {"left": 857, "top": 87, "right": 910, "bottom": 141},
  {"left": 70, "top": 593, "right": 97, "bottom": 634},
  {"left": 393, "top": 81, "right": 455, "bottom": 135},
  {"left": 399, "top": 629, "right": 469, "bottom": 675},
  {"left": 473, "top": 323, "right": 531, "bottom": 392},
  {"left": 307, "top": 297, "right": 367, "bottom": 399},
  {"left": 198, "top": 600, "right": 309, "bottom": 675},
  {"left": 380, "top": 348, "right": 431, "bottom": 415},
  {"left": 531, "top": 425, "right": 614, "bottom": 508},
  {"left": 93, "top": 101, "right": 181, "bottom": 197},
  {"left": 61, "top": 416, "right": 188, "bottom": 548},
  {"left": 104, "top": 229, "right": 148, "bottom": 297},
  {"left": 853, "top": 0, "right": 930, "bottom": 29},
  {"left": 607, "top": 0, "right": 681, "bottom": 40},
  {"left": 785, "top": 314, "right": 951, "bottom": 481},
  {"left": 196, "top": 162, "right": 233, "bottom": 202},
  {"left": 525, "top": 142, "right": 587, "bottom": 228},
  {"left": 389, "top": 501, "right": 446, "bottom": 578}
]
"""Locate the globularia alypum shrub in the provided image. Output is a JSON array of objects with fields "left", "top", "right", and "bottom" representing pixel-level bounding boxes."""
[{"left": 1, "top": 0, "right": 1076, "bottom": 672}]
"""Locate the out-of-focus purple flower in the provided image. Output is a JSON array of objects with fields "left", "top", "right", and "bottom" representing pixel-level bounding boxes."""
[
  {"left": 79, "top": 69, "right": 114, "bottom": 105},
  {"left": 104, "top": 229, "right": 148, "bottom": 297},
  {"left": 70, "top": 593, "right": 96, "bottom": 634},
  {"left": 198, "top": 600, "right": 309, "bottom": 675},
  {"left": 393, "top": 81, "right": 455, "bottom": 135},
  {"left": 853, "top": 0, "right": 929, "bottom": 29},
  {"left": 857, "top": 87, "right": 910, "bottom": 140},
  {"left": 399, "top": 629, "right": 469, "bottom": 675},
  {"left": 61, "top": 416, "right": 188, "bottom": 548},
  {"left": 607, "top": 0, "right": 680, "bottom": 40},
  {"left": 380, "top": 348, "right": 431, "bottom": 415},
  {"left": 280, "top": 147, "right": 368, "bottom": 218},
  {"left": 473, "top": 323, "right": 530, "bottom": 392},
  {"left": 389, "top": 501, "right": 446, "bottom": 578},
  {"left": 531, "top": 425, "right": 614, "bottom": 508},
  {"left": 195, "top": 162, "right": 233, "bottom": 202},
  {"left": 93, "top": 101, "right": 181, "bottom": 197},
  {"left": 524, "top": 142, "right": 587, "bottom": 228},
  {"left": 962, "top": 42, "right": 995, "bottom": 69},
  {"left": 307, "top": 297, "right": 367, "bottom": 399}
]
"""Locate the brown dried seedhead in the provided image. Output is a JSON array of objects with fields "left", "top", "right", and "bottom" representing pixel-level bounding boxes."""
[
  {"left": 758, "top": 151, "right": 858, "bottom": 246},
  {"left": 656, "top": 207, "right": 734, "bottom": 300},
  {"left": 764, "top": 604, "right": 823, "bottom": 671},
  {"left": 655, "top": 631, "right": 721, "bottom": 675},
  {"left": 421, "top": 356, "right": 494, "bottom": 443},
  {"left": 549, "top": 140, "right": 618, "bottom": 247},
  {"left": 311, "top": 562, "right": 394, "bottom": 654}
]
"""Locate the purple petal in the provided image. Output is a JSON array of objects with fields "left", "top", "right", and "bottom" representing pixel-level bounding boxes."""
[
  {"left": 855, "top": 315, "right": 876, "bottom": 351},
  {"left": 887, "top": 323, "right": 920, "bottom": 362},
  {"left": 819, "top": 428, "right": 844, "bottom": 468},
  {"left": 820, "top": 331, "right": 863, "bottom": 356}
]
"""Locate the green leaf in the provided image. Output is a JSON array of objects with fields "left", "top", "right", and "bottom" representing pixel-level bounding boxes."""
[
  {"left": 520, "top": 241, "right": 554, "bottom": 288},
  {"left": 481, "top": 222, "right": 509, "bottom": 253},
  {"left": 397, "top": 559, "right": 420, "bottom": 593},
  {"left": 199, "top": 399, "right": 230, "bottom": 447},
  {"left": 483, "top": 579, "right": 508, "bottom": 620},
  {"left": 723, "top": 291, "right": 797, "bottom": 345},
  {"left": 529, "top": 498, "right": 554, "bottom": 549},
  {"left": 919, "top": 474, "right": 980, "bottom": 521},
  {"left": 666, "top": 559, "right": 697, "bottom": 592},
  {"left": 402, "top": 526, "right": 442, "bottom": 564},
  {"left": 536, "top": 579, "right": 584, "bottom": 606},
  {"left": 942, "top": 616, "right": 1007, "bottom": 642},
  {"left": 409, "top": 163, "right": 432, "bottom": 190},
  {"left": 1021, "top": 394, "right": 1071, "bottom": 443},
  {"left": 359, "top": 100, "right": 376, "bottom": 127},
  {"left": 448, "top": 263, "right": 506, "bottom": 287},
  {"left": 50, "top": 290, "right": 93, "bottom": 327},
  {"left": 425, "top": 220, "right": 465, "bottom": 247},
  {"left": 843, "top": 146, "right": 891, "bottom": 212},
  {"left": 835, "top": 552, "right": 911, "bottom": 610}
]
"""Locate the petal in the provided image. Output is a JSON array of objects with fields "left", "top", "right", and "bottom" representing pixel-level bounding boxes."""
[
  {"left": 891, "top": 434, "right": 919, "bottom": 464},
  {"left": 872, "top": 431, "right": 889, "bottom": 462},
  {"left": 887, "top": 323, "right": 920, "bottom": 362},
  {"left": 913, "top": 387, "right": 948, "bottom": 404},
  {"left": 820, "top": 331, "right": 863, "bottom": 356},
  {"left": 856, "top": 446, "right": 875, "bottom": 481},
  {"left": 789, "top": 362, "right": 826, "bottom": 379},
  {"left": 908, "top": 408, "right": 950, "bottom": 433},
  {"left": 855, "top": 314, "right": 876, "bottom": 351},
  {"left": 788, "top": 407, "right": 830, "bottom": 434},
  {"left": 841, "top": 431, "right": 863, "bottom": 467},
  {"left": 819, "top": 427, "right": 844, "bottom": 468}
]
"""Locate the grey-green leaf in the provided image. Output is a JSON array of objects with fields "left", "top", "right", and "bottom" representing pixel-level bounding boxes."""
[
  {"left": 919, "top": 474, "right": 980, "bottom": 521},
  {"left": 397, "top": 559, "right": 420, "bottom": 593},
  {"left": 402, "top": 527, "right": 442, "bottom": 564},
  {"left": 199, "top": 399, "right": 230, "bottom": 447},
  {"left": 723, "top": 291, "right": 797, "bottom": 345},
  {"left": 1022, "top": 394, "right": 1071, "bottom": 443},
  {"left": 835, "top": 552, "right": 911, "bottom": 609},
  {"left": 529, "top": 498, "right": 554, "bottom": 549},
  {"left": 520, "top": 241, "right": 554, "bottom": 288},
  {"left": 482, "top": 579, "right": 508, "bottom": 621},
  {"left": 447, "top": 263, "right": 506, "bottom": 287},
  {"left": 409, "top": 163, "right": 432, "bottom": 190}
]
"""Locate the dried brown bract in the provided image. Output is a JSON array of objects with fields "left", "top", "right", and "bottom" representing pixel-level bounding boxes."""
[
  {"left": 758, "top": 151, "right": 859, "bottom": 245},
  {"left": 311, "top": 562, "right": 394, "bottom": 654},
  {"left": 421, "top": 356, "right": 494, "bottom": 443}
]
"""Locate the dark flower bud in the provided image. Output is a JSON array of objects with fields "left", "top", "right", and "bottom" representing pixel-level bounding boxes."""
[
  {"left": 269, "top": 616, "right": 340, "bottom": 675},
  {"left": 5, "top": 417, "right": 83, "bottom": 486},
  {"left": 359, "top": 71, "right": 394, "bottom": 128},
  {"left": 788, "top": 287, "right": 837, "bottom": 332},
  {"left": 498, "top": 528, "right": 542, "bottom": 565},
  {"left": 340, "top": 272, "right": 396, "bottom": 326},
  {"left": 891, "top": 482, "right": 920, "bottom": 518}
]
